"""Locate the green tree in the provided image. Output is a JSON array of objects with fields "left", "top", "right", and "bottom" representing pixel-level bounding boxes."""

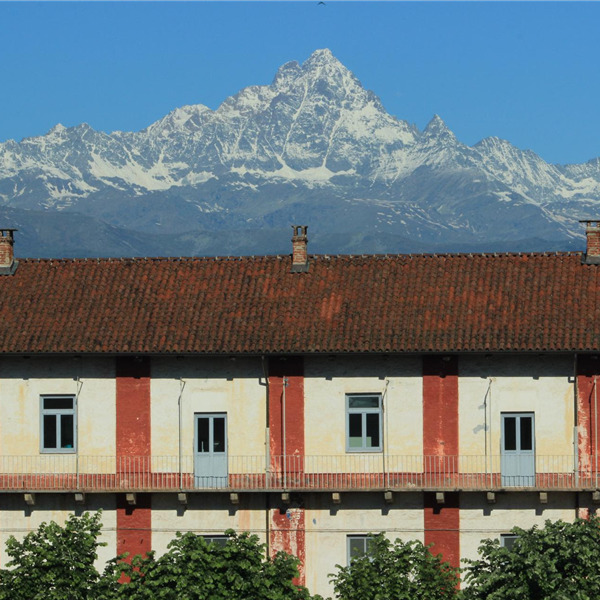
[
  {"left": 108, "top": 529, "right": 321, "bottom": 600},
  {"left": 329, "top": 533, "right": 459, "bottom": 600},
  {"left": 0, "top": 511, "right": 106, "bottom": 600},
  {"left": 461, "top": 517, "right": 600, "bottom": 600}
]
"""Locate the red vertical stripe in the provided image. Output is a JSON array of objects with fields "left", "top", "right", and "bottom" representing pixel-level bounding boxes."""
[
  {"left": 116, "top": 357, "right": 152, "bottom": 565},
  {"left": 424, "top": 492, "right": 460, "bottom": 569},
  {"left": 423, "top": 356, "right": 460, "bottom": 571},
  {"left": 268, "top": 357, "right": 306, "bottom": 586},
  {"left": 116, "top": 357, "right": 151, "bottom": 458},
  {"left": 577, "top": 355, "right": 600, "bottom": 518}
]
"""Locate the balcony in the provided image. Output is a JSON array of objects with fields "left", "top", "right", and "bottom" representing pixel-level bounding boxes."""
[{"left": 0, "top": 454, "right": 596, "bottom": 493}]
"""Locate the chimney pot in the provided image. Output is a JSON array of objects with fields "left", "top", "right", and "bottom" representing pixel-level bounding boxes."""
[
  {"left": 291, "top": 225, "right": 309, "bottom": 273},
  {"left": 0, "top": 229, "right": 18, "bottom": 275},
  {"left": 580, "top": 220, "right": 600, "bottom": 264}
]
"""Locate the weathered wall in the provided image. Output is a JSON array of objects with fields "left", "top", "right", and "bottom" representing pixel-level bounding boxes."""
[
  {"left": 460, "top": 492, "right": 580, "bottom": 562},
  {"left": 459, "top": 355, "right": 574, "bottom": 459},
  {"left": 304, "top": 356, "right": 423, "bottom": 457},
  {"left": 0, "top": 356, "right": 116, "bottom": 458},
  {"left": 304, "top": 492, "right": 424, "bottom": 598},
  {"left": 150, "top": 357, "right": 266, "bottom": 463},
  {"left": 151, "top": 492, "right": 267, "bottom": 556},
  {"left": 0, "top": 494, "right": 117, "bottom": 568}
]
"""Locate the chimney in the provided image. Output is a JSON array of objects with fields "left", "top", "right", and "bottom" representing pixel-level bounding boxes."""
[
  {"left": 291, "top": 225, "right": 309, "bottom": 273},
  {"left": 0, "top": 229, "right": 18, "bottom": 275},
  {"left": 580, "top": 220, "right": 600, "bottom": 264}
]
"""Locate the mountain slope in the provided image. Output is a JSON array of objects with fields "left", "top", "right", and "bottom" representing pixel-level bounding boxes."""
[{"left": 0, "top": 48, "right": 598, "bottom": 257}]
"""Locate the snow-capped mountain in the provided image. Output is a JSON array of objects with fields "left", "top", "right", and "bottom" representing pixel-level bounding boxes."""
[{"left": 1, "top": 48, "right": 599, "bottom": 257}]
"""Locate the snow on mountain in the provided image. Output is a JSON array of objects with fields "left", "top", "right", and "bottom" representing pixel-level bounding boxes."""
[{"left": 0, "top": 48, "right": 599, "bottom": 256}]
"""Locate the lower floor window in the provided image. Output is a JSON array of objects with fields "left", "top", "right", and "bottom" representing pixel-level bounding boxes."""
[
  {"left": 347, "top": 535, "right": 374, "bottom": 563},
  {"left": 41, "top": 396, "right": 76, "bottom": 452},
  {"left": 500, "top": 534, "right": 518, "bottom": 550},
  {"left": 203, "top": 535, "right": 229, "bottom": 547}
]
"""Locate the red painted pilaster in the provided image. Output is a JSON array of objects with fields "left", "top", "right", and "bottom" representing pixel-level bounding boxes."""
[
  {"left": 577, "top": 355, "right": 600, "bottom": 518},
  {"left": 268, "top": 357, "right": 306, "bottom": 586},
  {"left": 116, "top": 357, "right": 152, "bottom": 564},
  {"left": 423, "top": 355, "right": 460, "bottom": 571}
]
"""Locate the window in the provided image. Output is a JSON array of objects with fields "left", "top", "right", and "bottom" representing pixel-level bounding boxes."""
[
  {"left": 347, "top": 535, "right": 374, "bottom": 563},
  {"left": 203, "top": 535, "right": 229, "bottom": 548},
  {"left": 500, "top": 534, "right": 518, "bottom": 550},
  {"left": 40, "top": 396, "right": 76, "bottom": 453},
  {"left": 346, "top": 394, "right": 382, "bottom": 452}
]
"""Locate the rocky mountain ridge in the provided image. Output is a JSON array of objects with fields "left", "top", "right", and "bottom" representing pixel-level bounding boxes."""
[{"left": 0, "top": 48, "right": 598, "bottom": 257}]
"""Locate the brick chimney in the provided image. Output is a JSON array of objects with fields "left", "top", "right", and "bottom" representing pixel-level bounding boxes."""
[
  {"left": 580, "top": 220, "right": 600, "bottom": 264},
  {"left": 291, "top": 225, "right": 309, "bottom": 273},
  {"left": 0, "top": 229, "right": 17, "bottom": 275}
]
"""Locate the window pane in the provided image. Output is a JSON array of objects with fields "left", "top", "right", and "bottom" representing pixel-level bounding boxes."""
[
  {"left": 204, "top": 536, "right": 228, "bottom": 547},
  {"left": 197, "top": 418, "right": 210, "bottom": 453},
  {"left": 365, "top": 413, "right": 380, "bottom": 448},
  {"left": 348, "top": 537, "right": 367, "bottom": 560},
  {"left": 520, "top": 417, "right": 533, "bottom": 451},
  {"left": 43, "top": 415, "right": 57, "bottom": 449},
  {"left": 44, "top": 397, "right": 73, "bottom": 410},
  {"left": 213, "top": 418, "right": 225, "bottom": 453},
  {"left": 61, "top": 414, "right": 74, "bottom": 449},
  {"left": 348, "top": 413, "right": 363, "bottom": 448},
  {"left": 501, "top": 535, "right": 518, "bottom": 550},
  {"left": 348, "top": 396, "right": 379, "bottom": 409},
  {"left": 504, "top": 417, "right": 516, "bottom": 451}
]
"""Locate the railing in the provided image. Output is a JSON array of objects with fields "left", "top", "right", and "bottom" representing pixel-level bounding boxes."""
[{"left": 0, "top": 455, "right": 595, "bottom": 492}]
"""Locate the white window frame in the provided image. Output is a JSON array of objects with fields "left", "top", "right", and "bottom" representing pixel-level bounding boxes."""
[
  {"left": 500, "top": 534, "right": 518, "bottom": 550},
  {"left": 346, "top": 393, "right": 383, "bottom": 452},
  {"left": 40, "top": 395, "right": 77, "bottom": 454},
  {"left": 347, "top": 535, "right": 374, "bottom": 564},
  {"left": 203, "top": 535, "right": 230, "bottom": 547}
]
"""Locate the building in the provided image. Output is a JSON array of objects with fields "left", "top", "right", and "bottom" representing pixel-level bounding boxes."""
[{"left": 0, "top": 223, "right": 600, "bottom": 596}]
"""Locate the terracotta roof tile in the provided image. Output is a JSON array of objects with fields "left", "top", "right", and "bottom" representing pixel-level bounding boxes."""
[{"left": 0, "top": 252, "right": 599, "bottom": 354}]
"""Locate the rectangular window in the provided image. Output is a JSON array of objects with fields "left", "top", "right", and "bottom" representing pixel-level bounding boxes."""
[
  {"left": 347, "top": 535, "right": 374, "bottom": 563},
  {"left": 203, "top": 535, "right": 229, "bottom": 547},
  {"left": 40, "top": 395, "right": 76, "bottom": 453},
  {"left": 346, "top": 394, "right": 382, "bottom": 452},
  {"left": 500, "top": 534, "right": 518, "bottom": 550}
]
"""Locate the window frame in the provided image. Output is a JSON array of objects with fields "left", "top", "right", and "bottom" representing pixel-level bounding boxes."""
[
  {"left": 347, "top": 535, "right": 374, "bottom": 564},
  {"left": 39, "top": 395, "right": 77, "bottom": 454},
  {"left": 203, "top": 535, "right": 230, "bottom": 548},
  {"left": 345, "top": 393, "right": 383, "bottom": 453},
  {"left": 500, "top": 534, "right": 518, "bottom": 550}
]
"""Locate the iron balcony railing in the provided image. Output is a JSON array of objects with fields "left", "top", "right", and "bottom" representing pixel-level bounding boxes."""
[{"left": 0, "top": 454, "right": 596, "bottom": 492}]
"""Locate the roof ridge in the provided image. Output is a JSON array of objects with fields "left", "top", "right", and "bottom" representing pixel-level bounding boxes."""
[{"left": 18, "top": 250, "right": 584, "bottom": 262}]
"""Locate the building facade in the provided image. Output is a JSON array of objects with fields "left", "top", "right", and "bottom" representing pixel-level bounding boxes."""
[{"left": 0, "top": 224, "right": 600, "bottom": 596}]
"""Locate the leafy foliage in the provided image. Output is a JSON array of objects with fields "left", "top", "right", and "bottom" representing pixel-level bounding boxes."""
[
  {"left": 329, "top": 533, "right": 459, "bottom": 600},
  {"left": 108, "top": 529, "right": 320, "bottom": 600},
  {"left": 0, "top": 513, "right": 320, "bottom": 600},
  {"left": 0, "top": 511, "right": 106, "bottom": 600},
  {"left": 461, "top": 517, "right": 600, "bottom": 600}
]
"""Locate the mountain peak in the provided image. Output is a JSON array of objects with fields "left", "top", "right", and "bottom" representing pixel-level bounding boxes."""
[
  {"left": 48, "top": 123, "right": 67, "bottom": 135},
  {"left": 422, "top": 114, "right": 457, "bottom": 143},
  {"left": 302, "top": 48, "right": 349, "bottom": 74}
]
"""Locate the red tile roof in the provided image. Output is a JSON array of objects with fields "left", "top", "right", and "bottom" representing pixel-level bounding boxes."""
[{"left": 0, "top": 252, "right": 598, "bottom": 354}]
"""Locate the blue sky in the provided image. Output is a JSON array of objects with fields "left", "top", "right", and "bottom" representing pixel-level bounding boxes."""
[{"left": 0, "top": 1, "right": 599, "bottom": 165}]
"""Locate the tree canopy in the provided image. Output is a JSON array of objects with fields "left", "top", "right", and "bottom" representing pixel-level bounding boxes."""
[
  {"left": 461, "top": 517, "right": 600, "bottom": 600},
  {"left": 329, "top": 533, "right": 459, "bottom": 600}
]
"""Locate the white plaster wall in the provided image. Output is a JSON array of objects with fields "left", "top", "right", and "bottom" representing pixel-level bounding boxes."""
[
  {"left": 304, "top": 492, "right": 424, "bottom": 598},
  {"left": 459, "top": 355, "right": 574, "bottom": 467},
  {"left": 460, "top": 491, "right": 577, "bottom": 564},
  {"left": 0, "top": 494, "right": 117, "bottom": 568},
  {"left": 151, "top": 357, "right": 266, "bottom": 473},
  {"left": 151, "top": 493, "right": 267, "bottom": 556},
  {"left": 304, "top": 356, "right": 423, "bottom": 463},
  {"left": 0, "top": 357, "right": 116, "bottom": 461}
]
